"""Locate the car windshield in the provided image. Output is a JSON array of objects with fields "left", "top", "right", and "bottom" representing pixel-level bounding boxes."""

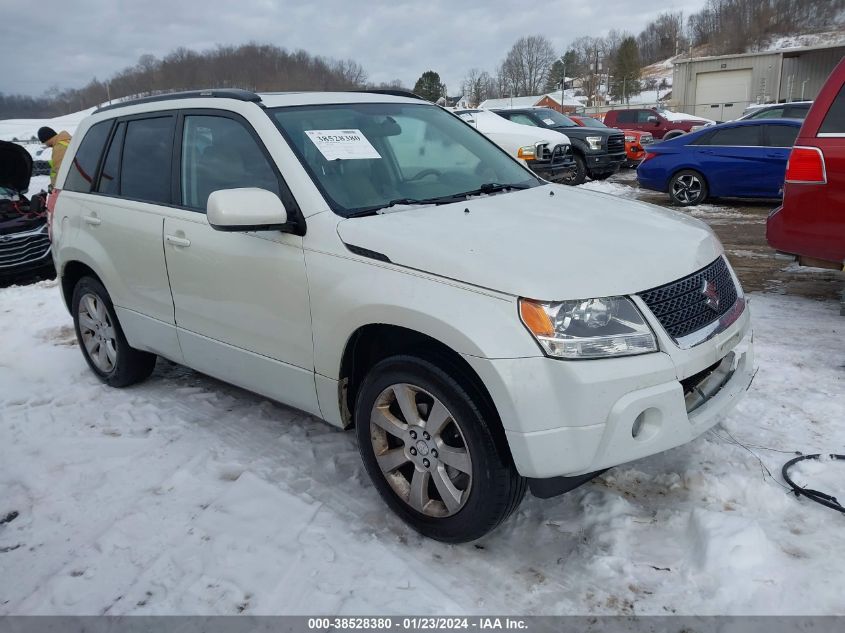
[
  {"left": 270, "top": 103, "right": 541, "bottom": 216},
  {"left": 578, "top": 117, "right": 607, "bottom": 128},
  {"left": 535, "top": 109, "right": 578, "bottom": 127}
]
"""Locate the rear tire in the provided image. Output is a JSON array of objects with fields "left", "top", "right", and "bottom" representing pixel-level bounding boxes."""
[
  {"left": 355, "top": 355, "right": 526, "bottom": 542},
  {"left": 71, "top": 276, "right": 157, "bottom": 387},
  {"left": 668, "top": 170, "right": 708, "bottom": 206}
]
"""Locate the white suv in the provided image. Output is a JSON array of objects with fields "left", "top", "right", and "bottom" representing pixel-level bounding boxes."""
[{"left": 50, "top": 89, "right": 754, "bottom": 542}]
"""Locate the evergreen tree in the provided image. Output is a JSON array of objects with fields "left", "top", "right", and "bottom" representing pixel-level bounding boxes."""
[
  {"left": 543, "top": 50, "right": 578, "bottom": 93},
  {"left": 413, "top": 71, "right": 446, "bottom": 102},
  {"left": 609, "top": 37, "right": 642, "bottom": 103}
]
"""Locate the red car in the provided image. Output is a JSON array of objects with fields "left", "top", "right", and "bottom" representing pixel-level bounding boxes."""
[
  {"left": 569, "top": 115, "right": 653, "bottom": 166},
  {"left": 603, "top": 108, "right": 711, "bottom": 140},
  {"left": 767, "top": 58, "right": 845, "bottom": 271}
]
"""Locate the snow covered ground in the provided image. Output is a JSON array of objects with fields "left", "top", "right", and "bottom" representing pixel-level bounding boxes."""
[{"left": 1, "top": 275, "right": 843, "bottom": 615}]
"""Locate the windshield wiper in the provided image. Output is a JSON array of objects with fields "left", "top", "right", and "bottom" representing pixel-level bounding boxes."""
[
  {"left": 346, "top": 197, "right": 431, "bottom": 217},
  {"left": 433, "top": 182, "right": 532, "bottom": 201},
  {"left": 345, "top": 183, "right": 532, "bottom": 217}
]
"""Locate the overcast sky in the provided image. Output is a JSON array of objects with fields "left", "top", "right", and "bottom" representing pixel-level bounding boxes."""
[{"left": 2, "top": 0, "right": 704, "bottom": 97}]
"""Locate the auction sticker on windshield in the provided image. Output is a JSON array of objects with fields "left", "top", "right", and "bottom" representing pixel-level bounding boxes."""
[{"left": 305, "top": 129, "right": 381, "bottom": 160}]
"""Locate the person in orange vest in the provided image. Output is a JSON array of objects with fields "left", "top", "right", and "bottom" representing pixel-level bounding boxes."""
[{"left": 38, "top": 127, "right": 72, "bottom": 188}]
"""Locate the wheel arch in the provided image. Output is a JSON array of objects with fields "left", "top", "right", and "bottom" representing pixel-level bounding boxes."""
[
  {"left": 337, "top": 323, "right": 513, "bottom": 464},
  {"left": 60, "top": 260, "right": 103, "bottom": 312}
]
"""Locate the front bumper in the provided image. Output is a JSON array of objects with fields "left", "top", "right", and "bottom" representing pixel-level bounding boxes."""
[
  {"left": 464, "top": 301, "right": 754, "bottom": 479},
  {"left": 0, "top": 224, "right": 54, "bottom": 281},
  {"left": 527, "top": 145, "right": 576, "bottom": 180},
  {"left": 585, "top": 151, "right": 626, "bottom": 174}
]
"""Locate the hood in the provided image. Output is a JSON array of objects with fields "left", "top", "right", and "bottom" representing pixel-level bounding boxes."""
[
  {"left": 0, "top": 141, "right": 32, "bottom": 192},
  {"left": 465, "top": 110, "right": 571, "bottom": 147},
  {"left": 336, "top": 184, "right": 722, "bottom": 299},
  {"left": 661, "top": 111, "right": 714, "bottom": 125}
]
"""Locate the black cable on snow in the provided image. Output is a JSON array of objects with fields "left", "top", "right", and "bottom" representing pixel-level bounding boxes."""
[{"left": 782, "top": 454, "right": 845, "bottom": 515}]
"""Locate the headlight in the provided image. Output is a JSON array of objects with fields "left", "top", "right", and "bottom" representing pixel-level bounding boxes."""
[
  {"left": 519, "top": 296, "right": 658, "bottom": 359},
  {"left": 585, "top": 136, "right": 603, "bottom": 151},
  {"left": 517, "top": 145, "right": 536, "bottom": 160},
  {"left": 624, "top": 134, "right": 636, "bottom": 143}
]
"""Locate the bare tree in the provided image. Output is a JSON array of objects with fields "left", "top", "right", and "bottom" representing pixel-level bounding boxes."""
[
  {"left": 499, "top": 35, "right": 556, "bottom": 96},
  {"left": 462, "top": 68, "right": 493, "bottom": 106}
]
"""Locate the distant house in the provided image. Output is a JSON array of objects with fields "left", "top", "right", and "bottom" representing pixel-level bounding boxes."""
[
  {"left": 477, "top": 95, "right": 545, "bottom": 110},
  {"left": 537, "top": 90, "right": 585, "bottom": 113},
  {"left": 478, "top": 90, "right": 585, "bottom": 113},
  {"left": 453, "top": 95, "right": 471, "bottom": 109}
]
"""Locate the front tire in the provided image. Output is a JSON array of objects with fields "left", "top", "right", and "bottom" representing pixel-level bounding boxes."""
[
  {"left": 668, "top": 170, "right": 708, "bottom": 206},
  {"left": 72, "top": 276, "right": 157, "bottom": 387},
  {"left": 355, "top": 355, "right": 525, "bottom": 542},
  {"left": 560, "top": 154, "right": 587, "bottom": 186}
]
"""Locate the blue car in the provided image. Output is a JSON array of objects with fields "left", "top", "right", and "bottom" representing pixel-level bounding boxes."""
[{"left": 636, "top": 119, "right": 801, "bottom": 206}]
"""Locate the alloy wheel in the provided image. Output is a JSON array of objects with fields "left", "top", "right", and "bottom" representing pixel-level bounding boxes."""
[
  {"left": 77, "top": 292, "right": 117, "bottom": 373},
  {"left": 672, "top": 174, "right": 704, "bottom": 204},
  {"left": 369, "top": 383, "right": 473, "bottom": 517}
]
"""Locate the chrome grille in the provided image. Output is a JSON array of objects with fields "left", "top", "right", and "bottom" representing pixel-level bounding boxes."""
[
  {"left": 638, "top": 256, "right": 739, "bottom": 340},
  {"left": 0, "top": 228, "right": 51, "bottom": 269},
  {"left": 607, "top": 133, "right": 625, "bottom": 153},
  {"left": 640, "top": 134, "right": 653, "bottom": 145}
]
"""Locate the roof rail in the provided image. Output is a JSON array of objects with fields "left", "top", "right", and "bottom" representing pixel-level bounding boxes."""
[
  {"left": 355, "top": 89, "right": 427, "bottom": 101},
  {"left": 94, "top": 89, "right": 262, "bottom": 114}
]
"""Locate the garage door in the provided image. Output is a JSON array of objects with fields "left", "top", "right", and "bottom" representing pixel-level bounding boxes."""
[{"left": 694, "top": 69, "right": 752, "bottom": 121}]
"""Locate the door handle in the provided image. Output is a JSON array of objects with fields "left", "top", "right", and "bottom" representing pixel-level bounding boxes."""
[
  {"left": 165, "top": 235, "right": 191, "bottom": 247},
  {"left": 83, "top": 214, "right": 101, "bottom": 226}
]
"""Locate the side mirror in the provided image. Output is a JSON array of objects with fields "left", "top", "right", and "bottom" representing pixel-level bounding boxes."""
[
  {"left": 648, "top": 116, "right": 660, "bottom": 125},
  {"left": 207, "top": 188, "right": 288, "bottom": 232}
]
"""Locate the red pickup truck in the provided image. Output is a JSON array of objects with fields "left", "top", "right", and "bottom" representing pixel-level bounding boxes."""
[
  {"left": 603, "top": 108, "right": 711, "bottom": 140},
  {"left": 767, "top": 57, "right": 845, "bottom": 273}
]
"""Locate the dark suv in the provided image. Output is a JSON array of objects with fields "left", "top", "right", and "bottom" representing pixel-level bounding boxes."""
[
  {"left": 493, "top": 108, "right": 625, "bottom": 185},
  {"left": 0, "top": 140, "right": 53, "bottom": 283}
]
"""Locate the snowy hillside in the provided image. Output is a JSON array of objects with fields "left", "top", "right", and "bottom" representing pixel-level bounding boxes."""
[
  {"left": 763, "top": 29, "right": 845, "bottom": 51},
  {"left": 0, "top": 107, "right": 95, "bottom": 143}
]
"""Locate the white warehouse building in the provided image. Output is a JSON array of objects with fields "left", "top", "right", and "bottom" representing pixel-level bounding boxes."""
[{"left": 672, "top": 44, "right": 845, "bottom": 121}]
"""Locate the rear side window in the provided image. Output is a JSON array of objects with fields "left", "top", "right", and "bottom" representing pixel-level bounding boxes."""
[
  {"left": 180, "top": 115, "right": 280, "bottom": 211},
  {"left": 749, "top": 106, "right": 784, "bottom": 119},
  {"left": 764, "top": 124, "right": 799, "bottom": 147},
  {"left": 705, "top": 125, "right": 762, "bottom": 146},
  {"left": 121, "top": 116, "right": 175, "bottom": 204},
  {"left": 783, "top": 104, "right": 810, "bottom": 119},
  {"left": 616, "top": 110, "right": 637, "bottom": 123},
  {"left": 64, "top": 121, "right": 111, "bottom": 192},
  {"left": 97, "top": 122, "right": 125, "bottom": 195},
  {"left": 819, "top": 85, "right": 845, "bottom": 134}
]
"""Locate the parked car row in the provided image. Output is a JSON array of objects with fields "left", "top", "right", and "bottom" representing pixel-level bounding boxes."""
[
  {"left": 454, "top": 109, "right": 575, "bottom": 181},
  {"left": 489, "top": 108, "right": 625, "bottom": 185}
]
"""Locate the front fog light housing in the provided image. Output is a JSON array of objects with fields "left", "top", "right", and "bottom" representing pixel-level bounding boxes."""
[{"left": 519, "top": 296, "right": 658, "bottom": 359}]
